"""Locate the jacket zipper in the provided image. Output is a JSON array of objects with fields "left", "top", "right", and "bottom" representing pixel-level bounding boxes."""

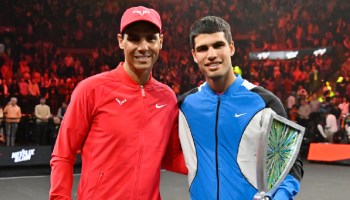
[
  {"left": 141, "top": 85, "right": 146, "bottom": 97},
  {"left": 132, "top": 85, "right": 146, "bottom": 199},
  {"left": 133, "top": 146, "right": 144, "bottom": 200},
  {"left": 215, "top": 96, "right": 221, "bottom": 200}
]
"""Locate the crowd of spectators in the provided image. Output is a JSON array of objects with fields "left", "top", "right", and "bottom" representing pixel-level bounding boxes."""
[{"left": 0, "top": 0, "right": 349, "bottom": 146}]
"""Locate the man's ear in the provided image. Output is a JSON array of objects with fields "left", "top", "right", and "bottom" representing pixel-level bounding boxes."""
[
  {"left": 191, "top": 49, "right": 198, "bottom": 63},
  {"left": 160, "top": 34, "right": 164, "bottom": 49},
  {"left": 230, "top": 41, "right": 235, "bottom": 56},
  {"left": 117, "top": 34, "right": 124, "bottom": 49}
]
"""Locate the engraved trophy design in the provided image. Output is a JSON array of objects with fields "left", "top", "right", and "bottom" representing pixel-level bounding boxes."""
[{"left": 254, "top": 111, "right": 305, "bottom": 200}]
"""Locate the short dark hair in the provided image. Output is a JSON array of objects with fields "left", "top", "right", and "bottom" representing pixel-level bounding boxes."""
[{"left": 189, "top": 16, "right": 232, "bottom": 49}]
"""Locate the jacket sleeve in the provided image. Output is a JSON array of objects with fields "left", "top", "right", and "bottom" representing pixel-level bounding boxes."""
[
  {"left": 161, "top": 112, "right": 188, "bottom": 175},
  {"left": 272, "top": 175, "right": 300, "bottom": 200},
  {"left": 49, "top": 82, "right": 94, "bottom": 200}
]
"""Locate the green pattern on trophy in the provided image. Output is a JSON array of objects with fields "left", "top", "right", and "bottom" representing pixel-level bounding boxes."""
[{"left": 266, "top": 119, "right": 299, "bottom": 190}]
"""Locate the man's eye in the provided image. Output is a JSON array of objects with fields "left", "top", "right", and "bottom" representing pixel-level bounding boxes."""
[
  {"left": 127, "top": 37, "right": 140, "bottom": 42},
  {"left": 196, "top": 47, "right": 208, "bottom": 52},
  {"left": 213, "top": 43, "right": 225, "bottom": 49},
  {"left": 147, "top": 36, "right": 158, "bottom": 42}
]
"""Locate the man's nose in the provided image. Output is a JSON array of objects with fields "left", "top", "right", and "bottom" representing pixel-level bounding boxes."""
[
  {"left": 138, "top": 39, "right": 149, "bottom": 51},
  {"left": 207, "top": 47, "right": 217, "bottom": 60}
]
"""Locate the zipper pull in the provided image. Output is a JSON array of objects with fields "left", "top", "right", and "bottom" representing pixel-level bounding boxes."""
[{"left": 141, "top": 85, "right": 146, "bottom": 97}]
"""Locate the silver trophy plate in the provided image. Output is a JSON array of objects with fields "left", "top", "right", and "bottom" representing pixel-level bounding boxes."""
[{"left": 254, "top": 112, "right": 305, "bottom": 200}]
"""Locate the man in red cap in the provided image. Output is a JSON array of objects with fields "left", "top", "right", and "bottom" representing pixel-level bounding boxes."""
[{"left": 50, "top": 6, "right": 186, "bottom": 200}]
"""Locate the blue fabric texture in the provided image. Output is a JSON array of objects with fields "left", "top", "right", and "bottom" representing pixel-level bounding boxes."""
[{"left": 271, "top": 175, "right": 300, "bottom": 200}]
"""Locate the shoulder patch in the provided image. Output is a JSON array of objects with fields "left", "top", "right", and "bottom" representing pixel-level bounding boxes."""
[
  {"left": 251, "top": 87, "right": 287, "bottom": 117},
  {"left": 241, "top": 80, "right": 256, "bottom": 90}
]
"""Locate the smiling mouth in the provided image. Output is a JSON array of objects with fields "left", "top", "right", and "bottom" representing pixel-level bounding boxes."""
[
  {"left": 205, "top": 62, "right": 222, "bottom": 67},
  {"left": 134, "top": 55, "right": 152, "bottom": 61}
]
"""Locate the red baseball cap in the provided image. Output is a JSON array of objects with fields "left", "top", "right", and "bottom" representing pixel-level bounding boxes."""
[{"left": 120, "top": 6, "right": 162, "bottom": 33}]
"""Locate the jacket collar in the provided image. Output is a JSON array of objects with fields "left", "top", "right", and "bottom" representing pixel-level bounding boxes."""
[
  {"left": 113, "top": 62, "right": 154, "bottom": 88},
  {"left": 203, "top": 75, "right": 244, "bottom": 96}
]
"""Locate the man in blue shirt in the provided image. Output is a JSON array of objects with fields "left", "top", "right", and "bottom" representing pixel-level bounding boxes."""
[{"left": 177, "top": 16, "right": 303, "bottom": 200}]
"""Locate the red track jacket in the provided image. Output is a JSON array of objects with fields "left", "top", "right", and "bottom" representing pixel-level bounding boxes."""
[{"left": 50, "top": 63, "right": 186, "bottom": 200}]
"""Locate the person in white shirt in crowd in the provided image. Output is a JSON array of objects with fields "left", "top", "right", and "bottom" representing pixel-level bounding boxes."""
[
  {"left": 286, "top": 91, "right": 296, "bottom": 110},
  {"left": 3, "top": 97, "right": 22, "bottom": 146},
  {"left": 317, "top": 106, "right": 338, "bottom": 143},
  {"left": 35, "top": 97, "right": 51, "bottom": 145},
  {"left": 338, "top": 97, "right": 349, "bottom": 117}
]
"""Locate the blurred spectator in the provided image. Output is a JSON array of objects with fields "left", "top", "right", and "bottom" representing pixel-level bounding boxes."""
[
  {"left": 309, "top": 94, "right": 321, "bottom": 113},
  {"left": 0, "top": 107, "right": 4, "bottom": 143},
  {"left": 4, "top": 97, "right": 21, "bottom": 146},
  {"left": 308, "top": 64, "right": 319, "bottom": 92},
  {"left": 57, "top": 101, "right": 67, "bottom": 120},
  {"left": 282, "top": 75, "right": 294, "bottom": 97},
  {"left": 317, "top": 106, "right": 338, "bottom": 143},
  {"left": 18, "top": 78, "right": 29, "bottom": 97},
  {"left": 289, "top": 104, "right": 299, "bottom": 122},
  {"left": 298, "top": 98, "right": 311, "bottom": 127},
  {"left": 8, "top": 78, "right": 20, "bottom": 100},
  {"left": 297, "top": 85, "right": 308, "bottom": 100},
  {"left": 309, "top": 93, "right": 321, "bottom": 122},
  {"left": 28, "top": 78, "right": 41, "bottom": 112},
  {"left": 286, "top": 92, "right": 296, "bottom": 110},
  {"left": 345, "top": 115, "right": 350, "bottom": 141},
  {"left": 47, "top": 79, "right": 60, "bottom": 115},
  {"left": 0, "top": 78, "right": 9, "bottom": 106},
  {"left": 338, "top": 96, "right": 349, "bottom": 117},
  {"left": 28, "top": 78, "right": 41, "bottom": 97},
  {"left": 34, "top": 97, "right": 51, "bottom": 145}
]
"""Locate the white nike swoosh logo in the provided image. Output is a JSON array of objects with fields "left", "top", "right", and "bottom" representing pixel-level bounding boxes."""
[
  {"left": 156, "top": 104, "right": 167, "bottom": 109},
  {"left": 234, "top": 113, "right": 247, "bottom": 117}
]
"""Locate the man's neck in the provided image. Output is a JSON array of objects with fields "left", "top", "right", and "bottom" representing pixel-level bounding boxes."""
[
  {"left": 123, "top": 63, "right": 151, "bottom": 85},
  {"left": 207, "top": 72, "right": 236, "bottom": 94}
]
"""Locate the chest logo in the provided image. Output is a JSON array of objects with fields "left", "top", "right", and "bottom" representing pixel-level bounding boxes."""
[
  {"left": 156, "top": 104, "right": 167, "bottom": 109},
  {"left": 234, "top": 113, "right": 247, "bottom": 117},
  {"left": 116, "top": 98, "right": 127, "bottom": 105}
]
